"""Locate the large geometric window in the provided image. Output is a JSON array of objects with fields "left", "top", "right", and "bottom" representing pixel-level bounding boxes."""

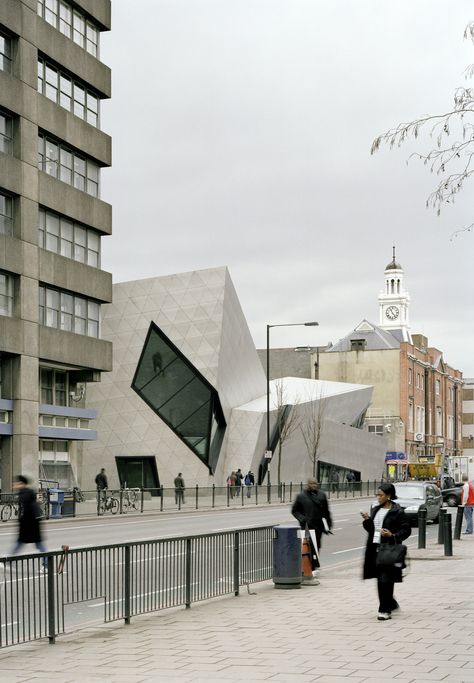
[{"left": 131, "top": 322, "right": 226, "bottom": 473}]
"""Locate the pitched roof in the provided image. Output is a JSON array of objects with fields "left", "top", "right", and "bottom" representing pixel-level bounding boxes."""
[{"left": 326, "top": 320, "right": 401, "bottom": 352}]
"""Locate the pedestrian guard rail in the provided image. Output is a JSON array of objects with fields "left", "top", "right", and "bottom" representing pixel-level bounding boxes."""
[
  {"left": 0, "top": 525, "right": 274, "bottom": 649},
  {"left": 0, "top": 481, "right": 382, "bottom": 521}
]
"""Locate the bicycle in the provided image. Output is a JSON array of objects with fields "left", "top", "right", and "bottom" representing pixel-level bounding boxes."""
[
  {"left": 1, "top": 500, "right": 18, "bottom": 522},
  {"left": 72, "top": 486, "right": 85, "bottom": 503},
  {"left": 97, "top": 492, "right": 119, "bottom": 515},
  {"left": 121, "top": 487, "right": 140, "bottom": 513}
]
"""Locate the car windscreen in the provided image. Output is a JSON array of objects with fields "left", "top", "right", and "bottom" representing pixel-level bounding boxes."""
[{"left": 395, "top": 485, "right": 424, "bottom": 499}]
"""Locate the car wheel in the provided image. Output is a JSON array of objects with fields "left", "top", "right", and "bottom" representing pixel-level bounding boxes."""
[{"left": 445, "top": 495, "right": 458, "bottom": 507}]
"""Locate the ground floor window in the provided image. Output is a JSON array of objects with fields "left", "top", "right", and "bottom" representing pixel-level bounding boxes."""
[{"left": 115, "top": 456, "right": 160, "bottom": 494}]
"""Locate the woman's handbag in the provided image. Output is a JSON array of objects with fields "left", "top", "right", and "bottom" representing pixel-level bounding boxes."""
[{"left": 376, "top": 541, "right": 407, "bottom": 567}]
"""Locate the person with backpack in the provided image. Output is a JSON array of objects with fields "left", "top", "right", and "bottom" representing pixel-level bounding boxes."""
[
  {"left": 244, "top": 471, "right": 254, "bottom": 498},
  {"left": 461, "top": 474, "right": 474, "bottom": 534}
]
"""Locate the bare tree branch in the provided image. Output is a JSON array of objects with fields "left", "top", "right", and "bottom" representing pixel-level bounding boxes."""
[
  {"left": 274, "top": 379, "right": 301, "bottom": 485},
  {"left": 300, "top": 388, "right": 327, "bottom": 479},
  {"left": 371, "top": 21, "right": 474, "bottom": 233}
]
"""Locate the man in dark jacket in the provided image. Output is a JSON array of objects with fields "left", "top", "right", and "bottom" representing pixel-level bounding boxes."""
[
  {"left": 95, "top": 468, "right": 108, "bottom": 504},
  {"left": 291, "top": 478, "right": 332, "bottom": 550},
  {"left": 9, "top": 475, "right": 47, "bottom": 569}
]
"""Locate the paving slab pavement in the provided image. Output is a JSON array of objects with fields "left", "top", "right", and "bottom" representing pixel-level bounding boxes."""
[{"left": 0, "top": 535, "right": 473, "bottom": 683}]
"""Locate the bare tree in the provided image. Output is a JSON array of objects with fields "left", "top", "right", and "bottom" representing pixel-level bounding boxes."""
[
  {"left": 300, "top": 389, "right": 327, "bottom": 478},
  {"left": 273, "top": 379, "right": 301, "bottom": 485},
  {"left": 371, "top": 22, "right": 474, "bottom": 240}
]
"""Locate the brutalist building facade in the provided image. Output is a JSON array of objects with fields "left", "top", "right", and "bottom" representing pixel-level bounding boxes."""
[{"left": 0, "top": 0, "right": 112, "bottom": 489}]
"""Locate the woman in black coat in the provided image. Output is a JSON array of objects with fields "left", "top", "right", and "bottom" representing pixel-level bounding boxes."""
[{"left": 361, "top": 483, "right": 411, "bottom": 621}]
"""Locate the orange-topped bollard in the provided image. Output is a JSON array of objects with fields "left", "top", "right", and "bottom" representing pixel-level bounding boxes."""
[{"left": 302, "top": 537, "right": 319, "bottom": 586}]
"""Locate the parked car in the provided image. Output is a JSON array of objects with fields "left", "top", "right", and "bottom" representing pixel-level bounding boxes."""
[
  {"left": 371, "top": 482, "right": 442, "bottom": 525},
  {"left": 441, "top": 485, "right": 463, "bottom": 507}
]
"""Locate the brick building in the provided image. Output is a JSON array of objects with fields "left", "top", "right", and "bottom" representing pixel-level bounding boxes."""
[{"left": 316, "top": 252, "right": 463, "bottom": 480}]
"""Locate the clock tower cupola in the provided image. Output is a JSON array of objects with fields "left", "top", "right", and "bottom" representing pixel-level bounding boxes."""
[{"left": 378, "top": 247, "right": 411, "bottom": 341}]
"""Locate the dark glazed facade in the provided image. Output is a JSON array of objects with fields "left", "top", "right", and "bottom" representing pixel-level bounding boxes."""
[{"left": 131, "top": 322, "right": 226, "bottom": 473}]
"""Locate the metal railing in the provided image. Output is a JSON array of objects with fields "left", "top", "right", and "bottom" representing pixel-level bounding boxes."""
[
  {"left": 0, "top": 525, "right": 274, "bottom": 648},
  {"left": 0, "top": 481, "right": 381, "bottom": 521}
]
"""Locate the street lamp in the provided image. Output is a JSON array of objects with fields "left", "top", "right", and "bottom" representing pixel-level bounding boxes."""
[{"left": 265, "top": 321, "right": 319, "bottom": 482}]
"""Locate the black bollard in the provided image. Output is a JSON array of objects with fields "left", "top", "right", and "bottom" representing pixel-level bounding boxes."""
[
  {"left": 454, "top": 505, "right": 464, "bottom": 541},
  {"left": 443, "top": 513, "right": 453, "bottom": 556},
  {"left": 418, "top": 508, "right": 427, "bottom": 549},
  {"left": 438, "top": 508, "right": 447, "bottom": 544}
]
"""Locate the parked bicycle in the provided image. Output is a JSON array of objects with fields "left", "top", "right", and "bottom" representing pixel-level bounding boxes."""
[
  {"left": 1, "top": 499, "right": 18, "bottom": 522},
  {"left": 72, "top": 486, "right": 85, "bottom": 503},
  {"left": 121, "top": 487, "right": 140, "bottom": 513},
  {"left": 97, "top": 493, "right": 119, "bottom": 515}
]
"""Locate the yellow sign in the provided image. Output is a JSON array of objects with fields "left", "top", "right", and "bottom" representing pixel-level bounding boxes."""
[{"left": 408, "top": 464, "right": 437, "bottom": 478}]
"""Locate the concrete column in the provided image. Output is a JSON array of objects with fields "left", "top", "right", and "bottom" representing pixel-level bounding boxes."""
[{"left": 12, "top": 354, "right": 39, "bottom": 485}]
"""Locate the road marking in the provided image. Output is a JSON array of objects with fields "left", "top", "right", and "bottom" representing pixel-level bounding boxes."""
[{"left": 332, "top": 545, "right": 365, "bottom": 554}]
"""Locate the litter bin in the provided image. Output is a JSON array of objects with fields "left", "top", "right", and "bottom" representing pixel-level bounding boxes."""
[
  {"left": 49, "top": 488, "right": 65, "bottom": 518},
  {"left": 61, "top": 492, "right": 76, "bottom": 517},
  {"left": 273, "top": 524, "right": 302, "bottom": 589}
]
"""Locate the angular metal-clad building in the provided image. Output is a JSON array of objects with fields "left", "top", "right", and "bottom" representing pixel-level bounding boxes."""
[{"left": 84, "top": 267, "right": 385, "bottom": 489}]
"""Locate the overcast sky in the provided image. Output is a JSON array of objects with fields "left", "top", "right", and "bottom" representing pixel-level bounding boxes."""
[{"left": 100, "top": 0, "right": 474, "bottom": 375}]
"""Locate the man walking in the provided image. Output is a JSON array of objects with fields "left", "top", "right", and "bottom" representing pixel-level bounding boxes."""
[
  {"left": 461, "top": 474, "right": 474, "bottom": 535},
  {"left": 95, "top": 468, "right": 108, "bottom": 504},
  {"left": 174, "top": 473, "right": 185, "bottom": 505},
  {"left": 292, "top": 478, "right": 333, "bottom": 558}
]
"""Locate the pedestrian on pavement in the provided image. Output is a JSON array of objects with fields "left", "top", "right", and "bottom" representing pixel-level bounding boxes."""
[
  {"left": 291, "top": 478, "right": 333, "bottom": 570},
  {"left": 244, "top": 471, "right": 254, "bottom": 498},
  {"left": 174, "top": 473, "right": 185, "bottom": 505},
  {"left": 227, "top": 471, "right": 237, "bottom": 498},
  {"left": 361, "top": 482, "right": 411, "bottom": 621},
  {"left": 461, "top": 474, "right": 474, "bottom": 534},
  {"left": 330, "top": 470, "right": 339, "bottom": 493},
  {"left": 95, "top": 468, "right": 108, "bottom": 505},
  {"left": 9, "top": 475, "right": 48, "bottom": 570},
  {"left": 235, "top": 469, "right": 243, "bottom": 497}
]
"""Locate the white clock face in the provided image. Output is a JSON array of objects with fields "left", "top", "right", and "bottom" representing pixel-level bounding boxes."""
[{"left": 386, "top": 305, "right": 400, "bottom": 321}]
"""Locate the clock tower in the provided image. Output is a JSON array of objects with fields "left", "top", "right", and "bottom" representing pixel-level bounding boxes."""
[{"left": 378, "top": 247, "right": 411, "bottom": 341}]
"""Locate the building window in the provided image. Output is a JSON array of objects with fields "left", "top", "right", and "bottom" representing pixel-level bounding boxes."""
[
  {"left": 38, "top": 57, "right": 100, "bottom": 127},
  {"left": 436, "top": 408, "right": 443, "bottom": 436},
  {"left": 132, "top": 322, "right": 227, "bottom": 473},
  {"left": 38, "top": 134, "right": 100, "bottom": 198},
  {"left": 408, "top": 402, "right": 413, "bottom": 432},
  {"left": 420, "top": 374, "right": 424, "bottom": 391},
  {"left": 39, "top": 208, "right": 101, "bottom": 267},
  {"left": 0, "top": 191, "right": 13, "bottom": 236},
  {"left": 447, "top": 415, "right": 454, "bottom": 440},
  {"left": 408, "top": 368, "right": 412, "bottom": 384},
  {"left": 416, "top": 373, "right": 420, "bottom": 389},
  {"left": 39, "top": 439, "right": 69, "bottom": 462},
  {"left": 0, "top": 111, "right": 13, "bottom": 154},
  {"left": 435, "top": 379, "right": 440, "bottom": 396},
  {"left": 40, "top": 367, "right": 68, "bottom": 406},
  {"left": 0, "top": 31, "right": 12, "bottom": 73},
  {"left": 39, "top": 285, "right": 101, "bottom": 338},
  {"left": 368, "top": 424, "right": 384, "bottom": 436},
  {"left": 37, "top": 0, "right": 100, "bottom": 57},
  {"left": 0, "top": 271, "right": 13, "bottom": 316},
  {"left": 415, "top": 406, "right": 425, "bottom": 434}
]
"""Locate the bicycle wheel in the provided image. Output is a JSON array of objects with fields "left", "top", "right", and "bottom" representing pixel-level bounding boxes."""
[
  {"left": 1, "top": 503, "right": 13, "bottom": 522},
  {"left": 110, "top": 497, "right": 119, "bottom": 514},
  {"left": 121, "top": 498, "right": 130, "bottom": 514},
  {"left": 97, "top": 500, "right": 105, "bottom": 516}
]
